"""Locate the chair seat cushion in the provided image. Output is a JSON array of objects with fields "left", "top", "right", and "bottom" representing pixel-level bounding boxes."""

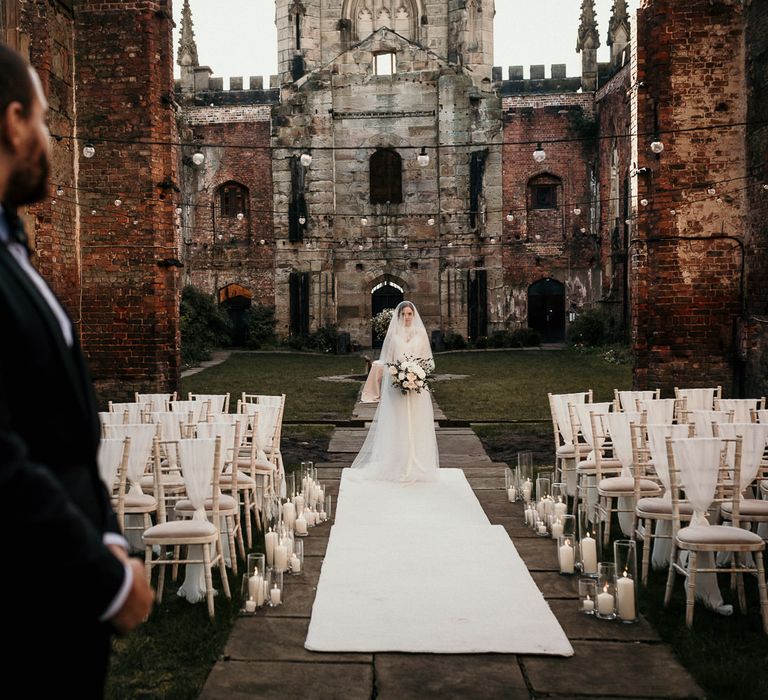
[
  {"left": 140, "top": 473, "right": 184, "bottom": 489},
  {"left": 557, "top": 443, "right": 592, "bottom": 457},
  {"left": 235, "top": 458, "right": 274, "bottom": 471},
  {"left": 123, "top": 492, "right": 157, "bottom": 509},
  {"left": 220, "top": 472, "right": 258, "bottom": 487},
  {"left": 143, "top": 519, "right": 218, "bottom": 540},
  {"left": 598, "top": 477, "right": 661, "bottom": 494},
  {"left": 636, "top": 498, "right": 694, "bottom": 516},
  {"left": 721, "top": 501, "right": 768, "bottom": 518},
  {"left": 677, "top": 525, "right": 764, "bottom": 546},
  {"left": 175, "top": 495, "right": 238, "bottom": 513},
  {"left": 577, "top": 458, "right": 622, "bottom": 471}
]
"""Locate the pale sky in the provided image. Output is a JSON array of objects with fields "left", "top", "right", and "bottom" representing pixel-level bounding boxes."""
[{"left": 174, "top": 1, "right": 640, "bottom": 87}]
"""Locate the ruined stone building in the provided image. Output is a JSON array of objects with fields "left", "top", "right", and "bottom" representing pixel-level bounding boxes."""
[{"left": 1, "top": 0, "right": 766, "bottom": 399}]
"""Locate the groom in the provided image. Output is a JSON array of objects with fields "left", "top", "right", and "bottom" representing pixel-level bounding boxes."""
[{"left": 0, "top": 43, "right": 152, "bottom": 694}]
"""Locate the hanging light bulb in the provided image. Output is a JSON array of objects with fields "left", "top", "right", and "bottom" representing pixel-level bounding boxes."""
[
  {"left": 175, "top": 207, "right": 182, "bottom": 215},
  {"left": 625, "top": 218, "right": 632, "bottom": 225},
  {"left": 298, "top": 215, "right": 306, "bottom": 225},
  {"left": 669, "top": 209, "right": 677, "bottom": 215},
  {"left": 360, "top": 216, "right": 368, "bottom": 226},
  {"left": 506, "top": 212, "right": 514, "bottom": 222},
  {"left": 237, "top": 212, "right": 244, "bottom": 221},
  {"left": 358, "top": 243, "right": 364, "bottom": 250},
  {"left": 707, "top": 187, "right": 716, "bottom": 196},
  {"left": 763, "top": 183, "right": 768, "bottom": 191},
  {"left": 427, "top": 217, "right": 435, "bottom": 226},
  {"left": 259, "top": 238, "right": 266, "bottom": 245},
  {"left": 650, "top": 139, "right": 664, "bottom": 154},
  {"left": 490, "top": 237, "right": 496, "bottom": 244},
  {"left": 715, "top": 197, "right": 723, "bottom": 204},
  {"left": 300, "top": 152, "right": 313, "bottom": 167},
  {"left": 114, "top": 198, "right": 122, "bottom": 207},
  {"left": 532, "top": 142, "right": 546, "bottom": 163},
  {"left": 573, "top": 207, "right": 581, "bottom": 215},
  {"left": 640, "top": 198, "right": 649, "bottom": 206},
  {"left": 56, "top": 185, "right": 64, "bottom": 197},
  {"left": 133, "top": 220, "right": 139, "bottom": 226},
  {"left": 417, "top": 147, "right": 430, "bottom": 167},
  {"left": 217, "top": 233, "right": 223, "bottom": 240},
  {"left": 579, "top": 227, "right": 586, "bottom": 233},
  {"left": 51, "top": 199, "right": 56, "bottom": 206},
  {"left": 82, "top": 142, "right": 95, "bottom": 158},
  {"left": 91, "top": 209, "right": 97, "bottom": 215},
  {"left": 403, "top": 242, "right": 409, "bottom": 249},
  {"left": 191, "top": 147, "right": 205, "bottom": 166}
]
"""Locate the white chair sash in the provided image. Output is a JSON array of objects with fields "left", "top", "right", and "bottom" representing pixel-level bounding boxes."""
[
  {"left": 99, "top": 411, "right": 125, "bottom": 427},
  {"left": 110, "top": 402, "right": 144, "bottom": 424},
  {"left": 690, "top": 410, "right": 731, "bottom": 437},
  {"left": 756, "top": 409, "right": 768, "bottom": 424},
  {"left": 169, "top": 400, "right": 209, "bottom": 423},
  {"left": 136, "top": 393, "right": 173, "bottom": 413},
  {"left": 646, "top": 423, "right": 691, "bottom": 495},
  {"left": 718, "top": 399, "right": 761, "bottom": 424},
  {"left": 552, "top": 392, "right": 588, "bottom": 445},
  {"left": 677, "top": 388, "right": 716, "bottom": 412},
  {"left": 638, "top": 398, "right": 675, "bottom": 425},
  {"left": 196, "top": 421, "right": 236, "bottom": 473},
  {"left": 671, "top": 437, "right": 722, "bottom": 528},
  {"left": 178, "top": 438, "right": 217, "bottom": 522},
  {"left": 104, "top": 423, "right": 156, "bottom": 495},
  {"left": 605, "top": 411, "right": 642, "bottom": 477},
  {"left": 575, "top": 402, "right": 613, "bottom": 450},
  {"left": 617, "top": 390, "right": 656, "bottom": 411},
  {"left": 97, "top": 438, "right": 126, "bottom": 492},
  {"left": 715, "top": 423, "right": 768, "bottom": 492},
  {"left": 192, "top": 394, "right": 228, "bottom": 414}
]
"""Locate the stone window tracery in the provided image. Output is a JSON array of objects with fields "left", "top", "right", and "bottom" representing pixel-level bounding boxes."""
[{"left": 346, "top": 1, "right": 418, "bottom": 42}]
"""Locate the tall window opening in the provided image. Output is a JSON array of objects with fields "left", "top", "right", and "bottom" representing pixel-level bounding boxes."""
[
  {"left": 370, "top": 148, "right": 402, "bottom": 204},
  {"left": 218, "top": 181, "right": 249, "bottom": 218}
]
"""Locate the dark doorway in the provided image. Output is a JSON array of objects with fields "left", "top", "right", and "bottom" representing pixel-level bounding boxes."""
[
  {"left": 371, "top": 281, "right": 404, "bottom": 348},
  {"left": 289, "top": 271, "right": 310, "bottom": 337},
  {"left": 528, "top": 278, "right": 566, "bottom": 343},
  {"left": 467, "top": 269, "right": 488, "bottom": 341},
  {"left": 219, "top": 284, "right": 252, "bottom": 346}
]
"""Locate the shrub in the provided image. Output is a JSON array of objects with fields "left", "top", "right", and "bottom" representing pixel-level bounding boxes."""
[
  {"left": 372, "top": 308, "right": 395, "bottom": 340},
  {"left": 489, "top": 330, "right": 511, "bottom": 348},
  {"left": 444, "top": 332, "right": 467, "bottom": 350},
  {"left": 510, "top": 327, "right": 542, "bottom": 347},
  {"left": 285, "top": 324, "right": 340, "bottom": 353},
  {"left": 243, "top": 304, "right": 277, "bottom": 349},
  {"left": 567, "top": 307, "right": 623, "bottom": 347},
  {"left": 474, "top": 335, "right": 489, "bottom": 349},
  {"left": 180, "top": 285, "right": 232, "bottom": 366}
]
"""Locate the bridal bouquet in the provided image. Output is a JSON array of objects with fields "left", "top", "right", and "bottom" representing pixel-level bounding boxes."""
[{"left": 387, "top": 356, "right": 434, "bottom": 394}]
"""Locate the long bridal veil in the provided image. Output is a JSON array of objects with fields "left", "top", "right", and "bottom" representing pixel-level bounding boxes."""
[{"left": 351, "top": 302, "right": 439, "bottom": 482}]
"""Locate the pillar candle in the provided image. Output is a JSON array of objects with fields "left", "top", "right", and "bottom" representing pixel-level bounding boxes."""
[
  {"left": 274, "top": 544, "right": 288, "bottom": 573},
  {"left": 320, "top": 510, "right": 327, "bottom": 522},
  {"left": 616, "top": 572, "right": 636, "bottom": 619},
  {"left": 582, "top": 595, "right": 595, "bottom": 613},
  {"left": 245, "top": 598, "right": 256, "bottom": 613},
  {"left": 597, "top": 585, "right": 615, "bottom": 616},
  {"left": 537, "top": 521, "right": 547, "bottom": 535},
  {"left": 265, "top": 528, "right": 277, "bottom": 567},
  {"left": 294, "top": 494, "right": 305, "bottom": 516},
  {"left": 295, "top": 515, "right": 308, "bottom": 535},
  {"left": 559, "top": 539, "right": 575, "bottom": 574},
  {"left": 522, "top": 479, "right": 532, "bottom": 503},
  {"left": 581, "top": 534, "right": 598, "bottom": 574},
  {"left": 551, "top": 520, "right": 563, "bottom": 540},
  {"left": 282, "top": 501, "right": 296, "bottom": 530},
  {"left": 270, "top": 584, "right": 281, "bottom": 606},
  {"left": 248, "top": 572, "right": 262, "bottom": 602},
  {"left": 290, "top": 553, "right": 301, "bottom": 573},
  {"left": 507, "top": 486, "right": 517, "bottom": 502},
  {"left": 554, "top": 499, "right": 567, "bottom": 520}
]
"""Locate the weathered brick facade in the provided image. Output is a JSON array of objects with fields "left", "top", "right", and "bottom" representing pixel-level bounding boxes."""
[
  {"left": 631, "top": 0, "right": 750, "bottom": 395},
  {"left": 5, "top": 0, "right": 767, "bottom": 396}
]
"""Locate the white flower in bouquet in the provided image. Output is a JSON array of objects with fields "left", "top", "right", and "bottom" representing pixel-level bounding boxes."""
[{"left": 389, "top": 365, "right": 398, "bottom": 375}]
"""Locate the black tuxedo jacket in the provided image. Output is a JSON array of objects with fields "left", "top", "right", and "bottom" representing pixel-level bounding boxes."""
[{"left": 0, "top": 241, "right": 125, "bottom": 635}]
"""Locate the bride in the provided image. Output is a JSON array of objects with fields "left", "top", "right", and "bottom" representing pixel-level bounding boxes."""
[{"left": 350, "top": 301, "right": 439, "bottom": 482}]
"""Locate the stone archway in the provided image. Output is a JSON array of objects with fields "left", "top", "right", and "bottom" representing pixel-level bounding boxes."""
[
  {"left": 527, "top": 278, "right": 565, "bottom": 343},
  {"left": 218, "top": 283, "right": 252, "bottom": 346},
  {"left": 371, "top": 279, "right": 404, "bottom": 347}
]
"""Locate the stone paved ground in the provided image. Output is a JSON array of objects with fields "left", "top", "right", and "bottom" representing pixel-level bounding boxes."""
[{"left": 200, "top": 400, "right": 703, "bottom": 700}]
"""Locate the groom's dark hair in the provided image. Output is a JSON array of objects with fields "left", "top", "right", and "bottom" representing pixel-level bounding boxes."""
[{"left": 0, "top": 43, "right": 35, "bottom": 120}]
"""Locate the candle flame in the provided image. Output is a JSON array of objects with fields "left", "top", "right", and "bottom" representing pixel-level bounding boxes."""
[
  {"left": 623, "top": 570, "right": 629, "bottom": 578},
  {"left": 586, "top": 594, "right": 591, "bottom": 601},
  {"left": 603, "top": 584, "right": 609, "bottom": 593}
]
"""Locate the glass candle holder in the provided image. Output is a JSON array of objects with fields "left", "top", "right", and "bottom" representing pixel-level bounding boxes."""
[
  {"left": 285, "top": 473, "right": 296, "bottom": 500},
  {"left": 267, "top": 568, "right": 283, "bottom": 607},
  {"left": 596, "top": 563, "right": 617, "bottom": 620},
  {"left": 289, "top": 538, "right": 304, "bottom": 576},
  {"left": 551, "top": 513, "right": 575, "bottom": 541},
  {"left": 578, "top": 578, "right": 598, "bottom": 615},
  {"left": 535, "top": 517, "right": 549, "bottom": 537},
  {"left": 521, "top": 477, "right": 533, "bottom": 504},
  {"left": 613, "top": 540, "right": 638, "bottom": 623},
  {"left": 558, "top": 534, "right": 576, "bottom": 574},
  {"left": 517, "top": 452, "right": 533, "bottom": 488},
  {"left": 273, "top": 535, "right": 290, "bottom": 573},
  {"left": 535, "top": 476, "right": 551, "bottom": 502},
  {"left": 505, "top": 467, "right": 518, "bottom": 502},
  {"left": 577, "top": 502, "right": 602, "bottom": 576},
  {"left": 324, "top": 494, "right": 333, "bottom": 521},
  {"left": 244, "top": 553, "right": 266, "bottom": 608}
]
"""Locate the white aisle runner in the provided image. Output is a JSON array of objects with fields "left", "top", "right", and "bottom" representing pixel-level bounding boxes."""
[{"left": 305, "top": 469, "right": 573, "bottom": 655}]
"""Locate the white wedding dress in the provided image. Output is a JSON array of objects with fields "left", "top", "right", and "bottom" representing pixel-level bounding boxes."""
[{"left": 350, "top": 303, "right": 439, "bottom": 482}]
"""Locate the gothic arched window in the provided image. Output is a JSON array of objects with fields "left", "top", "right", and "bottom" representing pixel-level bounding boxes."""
[
  {"left": 346, "top": 1, "right": 417, "bottom": 42},
  {"left": 218, "top": 181, "right": 249, "bottom": 218},
  {"left": 370, "top": 149, "right": 402, "bottom": 204}
]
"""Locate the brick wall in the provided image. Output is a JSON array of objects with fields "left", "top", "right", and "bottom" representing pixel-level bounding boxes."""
[
  {"left": 501, "top": 93, "right": 599, "bottom": 327},
  {"left": 632, "top": 0, "right": 747, "bottom": 395},
  {"left": 744, "top": 1, "right": 768, "bottom": 396},
  {"left": 179, "top": 117, "right": 275, "bottom": 307},
  {"left": 74, "top": 0, "right": 180, "bottom": 400}
]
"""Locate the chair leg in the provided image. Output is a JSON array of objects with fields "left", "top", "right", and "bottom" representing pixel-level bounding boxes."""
[
  {"left": 226, "top": 515, "right": 239, "bottom": 575},
  {"left": 641, "top": 518, "right": 652, "bottom": 586},
  {"left": 664, "top": 543, "right": 678, "bottom": 607},
  {"left": 572, "top": 474, "right": 581, "bottom": 518},
  {"left": 755, "top": 551, "right": 768, "bottom": 635},
  {"left": 602, "top": 498, "right": 612, "bottom": 547},
  {"left": 172, "top": 545, "right": 181, "bottom": 581},
  {"left": 243, "top": 490, "right": 254, "bottom": 548},
  {"left": 157, "top": 552, "right": 167, "bottom": 602},
  {"left": 144, "top": 545, "right": 153, "bottom": 587},
  {"left": 735, "top": 552, "right": 747, "bottom": 614},
  {"left": 685, "top": 552, "right": 698, "bottom": 629},
  {"left": 202, "top": 543, "right": 215, "bottom": 620},
  {"left": 216, "top": 536, "right": 232, "bottom": 599}
]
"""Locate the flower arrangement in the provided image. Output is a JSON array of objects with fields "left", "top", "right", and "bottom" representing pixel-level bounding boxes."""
[
  {"left": 372, "top": 308, "right": 395, "bottom": 340},
  {"left": 387, "top": 356, "right": 434, "bottom": 394}
]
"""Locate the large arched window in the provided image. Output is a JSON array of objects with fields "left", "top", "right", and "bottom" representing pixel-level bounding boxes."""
[
  {"left": 218, "top": 181, "right": 249, "bottom": 219},
  {"left": 344, "top": 1, "right": 419, "bottom": 42},
  {"left": 370, "top": 148, "right": 402, "bottom": 204}
]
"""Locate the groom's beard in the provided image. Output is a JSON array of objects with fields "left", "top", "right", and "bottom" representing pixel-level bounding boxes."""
[{"left": 5, "top": 150, "right": 50, "bottom": 207}]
